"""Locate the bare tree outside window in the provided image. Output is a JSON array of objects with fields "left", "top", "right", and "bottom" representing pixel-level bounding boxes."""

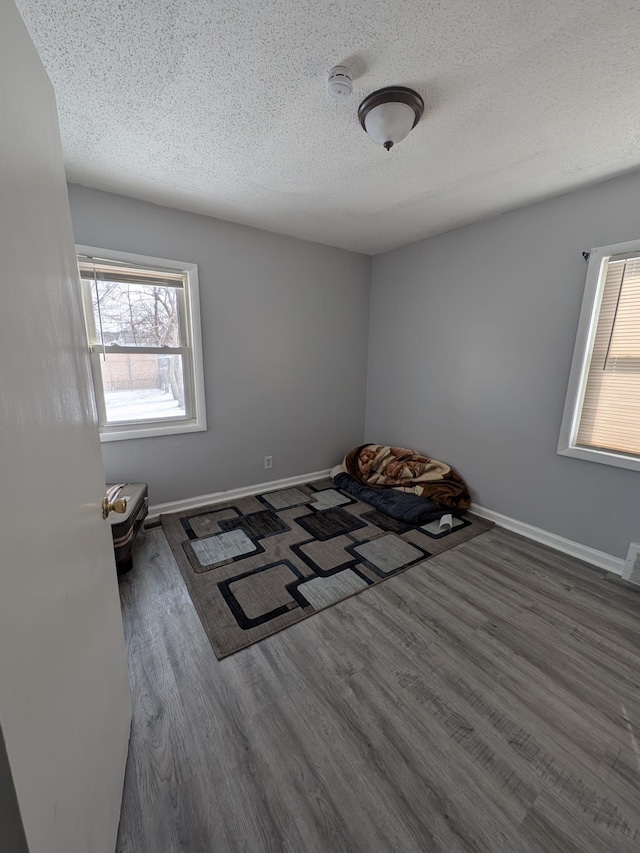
[{"left": 91, "top": 279, "right": 186, "bottom": 420}]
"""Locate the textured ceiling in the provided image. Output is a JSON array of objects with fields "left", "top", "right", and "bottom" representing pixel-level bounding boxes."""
[{"left": 15, "top": 0, "right": 640, "bottom": 254}]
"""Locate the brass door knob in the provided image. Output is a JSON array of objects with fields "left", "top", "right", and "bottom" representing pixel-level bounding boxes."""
[{"left": 102, "top": 495, "right": 128, "bottom": 519}]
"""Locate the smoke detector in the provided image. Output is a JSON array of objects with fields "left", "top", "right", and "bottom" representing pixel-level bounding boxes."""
[{"left": 327, "top": 65, "right": 353, "bottom": 99}]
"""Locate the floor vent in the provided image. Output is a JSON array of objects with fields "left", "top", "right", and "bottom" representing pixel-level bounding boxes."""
[
  {"left": 143, "top": 519, "right": 162, "bottom": 530},
  {"left": 623, "top": 542, "right": 640, "bottom": 584}
]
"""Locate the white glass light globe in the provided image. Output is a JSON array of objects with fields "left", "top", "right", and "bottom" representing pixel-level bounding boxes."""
[{"left": 364, "top": 102, "right": 416, "bottom": 147}]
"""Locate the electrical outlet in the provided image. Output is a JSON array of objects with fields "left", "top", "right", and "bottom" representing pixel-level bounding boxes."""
[{"left": 264, "top": 456, "right": 273, "bottom": 470}]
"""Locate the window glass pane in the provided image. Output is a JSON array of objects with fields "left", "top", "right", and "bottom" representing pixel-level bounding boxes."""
[
  {"left": 99, "top": 353, "right": 186, "bottom": 423},
  {"left": 607, "top": 260, "right": 640, "bottom": 363},
  {"left": 91, "top": 280, "right": 183, "bottom": 347}
]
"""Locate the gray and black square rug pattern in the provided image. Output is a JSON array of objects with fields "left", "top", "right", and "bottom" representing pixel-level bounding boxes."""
[{"left": 161, "top": 478, "right": 493, "bottom": 658}]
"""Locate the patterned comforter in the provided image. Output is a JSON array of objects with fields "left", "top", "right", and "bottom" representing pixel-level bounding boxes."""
[{"left": 343, "top": 444, "right": 471, "bottom": 511}]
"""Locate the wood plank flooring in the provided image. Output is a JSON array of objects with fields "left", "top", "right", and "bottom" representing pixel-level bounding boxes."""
[{"left": 116, "top": 526, "right": 640, "bottom": 852}]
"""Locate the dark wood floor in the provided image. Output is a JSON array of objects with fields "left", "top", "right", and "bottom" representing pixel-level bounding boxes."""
[{"left": 116, "top": 525, "right": 640, "bottom": 852}]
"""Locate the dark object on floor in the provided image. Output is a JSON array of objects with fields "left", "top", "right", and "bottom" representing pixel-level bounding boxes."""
[
  {"left": 333, "top": 471, "right": 448, "bottom": 524},
  {"left": 160, "top": 477, "right": 492, "bottom": 658},
  {"left": 343, "top": 444, "right": 471, "bottom": 510},
  {"left": 108, "top": 482, "right": 148, "bottom": 574}
]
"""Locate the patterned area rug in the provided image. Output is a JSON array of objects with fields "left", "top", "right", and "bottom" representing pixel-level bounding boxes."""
[{"left": 161, "top": 478, "right": 493, "bottom": 658}]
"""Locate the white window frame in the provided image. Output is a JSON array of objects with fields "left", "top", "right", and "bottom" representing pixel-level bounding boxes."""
[
  {"left": 558, "top": 238, "right": 640, "bottom": 472},
  {"left": 77, "top": 245, "right": 207, "bottom": 442}
]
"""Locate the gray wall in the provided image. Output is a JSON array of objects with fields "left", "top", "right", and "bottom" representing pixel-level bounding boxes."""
[
  {"left": 366, "top": 170, "right": 640, "bottom": 558},
  {"left": 68, "top": 184, "right": 371, "bottom": 506}
]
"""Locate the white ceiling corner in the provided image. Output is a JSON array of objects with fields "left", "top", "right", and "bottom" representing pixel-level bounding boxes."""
[{"left": 15, "top": 0, "right": 640, "bottom": 254}]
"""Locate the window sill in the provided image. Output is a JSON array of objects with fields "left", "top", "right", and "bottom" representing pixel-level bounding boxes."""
[
  {"left": 99, "top": 419, "right": 207, "bottom": 443},
  {"left": 557, "top": 443, "right": 640, "bottom": 472}
]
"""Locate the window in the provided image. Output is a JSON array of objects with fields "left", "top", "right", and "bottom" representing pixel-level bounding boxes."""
[
  {"left": 559, "top": 239, "right": 640, "bottom": 471},
  {"left": 77, "top": 246, "right": 206, "bottom": 441}
]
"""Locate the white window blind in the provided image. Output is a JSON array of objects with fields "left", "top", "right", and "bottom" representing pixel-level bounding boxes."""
[{"left": 576, "top": 253, "right": 640, "bottom": 458}]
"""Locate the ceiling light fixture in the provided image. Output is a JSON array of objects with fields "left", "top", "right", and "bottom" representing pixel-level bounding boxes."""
[{"left": 358, "top": 86, "right": 424, "bottom": 151}]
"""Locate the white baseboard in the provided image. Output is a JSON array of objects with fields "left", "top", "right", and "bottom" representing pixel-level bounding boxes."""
[
  {"left": 148, "top": 469, "right": 332, "bottom": 520},
  {"left": 472, "top": 503, "right": 625, "bottom": 576},
  {"left": 148, "top": 477, "right": 624, "bottom": 576}
]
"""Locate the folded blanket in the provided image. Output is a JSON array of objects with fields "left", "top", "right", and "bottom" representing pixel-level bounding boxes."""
[
  {"left": 333, "top": 472, "right": 447, "bottom": 525},
  {"left": 343, "top": 444, "right": 470, "bottom": 511}
]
